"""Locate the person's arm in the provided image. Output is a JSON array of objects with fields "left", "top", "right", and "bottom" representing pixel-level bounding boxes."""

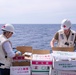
[
  {"left": 50, "top": 38, "right": 57, "bottom": 47},
  {"left": 74, "top": 33, "right": 76, "bottom": 50},
  {"left": 3, "top": 41, "right": 20, "bottom": 58},
  {"left": 50, "top": 32, "right": 59, "bottom": 47}
]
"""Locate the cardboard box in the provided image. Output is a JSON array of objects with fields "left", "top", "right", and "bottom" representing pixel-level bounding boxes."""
[
  {"left": 16, "top": 46, "right": 32, "bottom": 54},
  {"left": 11, "top": 61, "right": 31, "bottom": 75},
  {"left": 13, "top": 46, "right": 32, "bottom": 61},
  {"left": 51, "top": 51, "right": 76, "bottom": 60},
  {"left": 10, "top": 46, "right": 32, "bottom": 75},
  {"left": 12, "top": 61, "right": 30, "bottom": 66},
  {"left": 52, "top": 47, "right": 74, "bottom": 52},
  {"left": 12, "top": 55, "right": 32, "bottom": 62},
  {"left": 31, "top": 49, "right": 53, "bottom": 75},
  {"left": 32, "top": 61, "right": 52, "bottom": 71},
  {"left": 50, "top": 69, "right": 76, "bottom": 75},
  {"left": 33, "top": 49, "right": 50, "bottom": 54},
  {"left": 10, "top": 66, "right": 31, "bottom": 75},
  {"left": 53, "top": 60, "right": 76, "bottom": 70}
]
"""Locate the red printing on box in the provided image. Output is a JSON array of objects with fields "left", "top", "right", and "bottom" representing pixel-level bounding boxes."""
[
  {"left": 13, "top": 56, "right": 25, "bottom": 60},
  {"left": 32, "top": 61, "right": 52, "bottom": 65}
]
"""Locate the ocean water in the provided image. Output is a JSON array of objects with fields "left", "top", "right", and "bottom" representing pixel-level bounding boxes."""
[{"left": 0, "top": 24, "right": 76, "bottom": 51}]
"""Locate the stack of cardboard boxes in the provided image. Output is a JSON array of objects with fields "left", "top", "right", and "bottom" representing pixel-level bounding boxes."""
[
  {"left": 49, "top": 47, "right": 76, "bottom": 75},
  {"left": 10, "top": 46, "right": 32, "bottom": 75},
  {"left": 10, "top": 46, "right": 53, "bottom": 75},
  {"left": 31, "top": 49, "right": 53, "bottom": 75},
  {"left": 10, "top": 46, "right": 76, "bottom": 75}
]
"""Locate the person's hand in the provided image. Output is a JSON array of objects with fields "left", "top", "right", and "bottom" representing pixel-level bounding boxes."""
[{"left": 15, "top": 51, "right": 22, "bottom": 56}]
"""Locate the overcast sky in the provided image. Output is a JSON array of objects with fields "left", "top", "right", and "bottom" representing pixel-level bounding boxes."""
[{"left": 0, "top": 0, "right": 76, "bottom": 24}]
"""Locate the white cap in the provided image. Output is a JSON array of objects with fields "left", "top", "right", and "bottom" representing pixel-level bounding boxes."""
[
  {"left": 61, "top": 19, "right": 71, "bottom": 30},
  {"left": 1, "top": 24, "right": 15, "bottom": 33}
]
